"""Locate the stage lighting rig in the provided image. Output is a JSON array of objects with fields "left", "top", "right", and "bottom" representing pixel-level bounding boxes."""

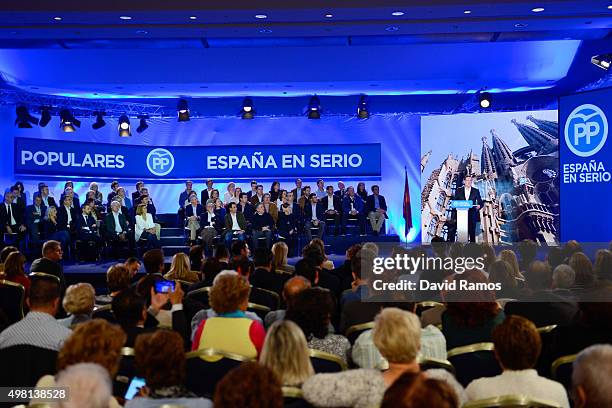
[
  {"left": 479, "top": 92, "right": 492, "bottom": 109},
  {"left": 15, "top": 105, "right": 39, "bottom": 128},
  {"left": 136, "top": 116, "right": 149, "bottom": 133},
  {"left": 59, "top": 109, "right": 80, "bottom": 132},
  {"left": 357, "top": 95, "right": 370, "bottom": 119},
  {"left": 307, "top": 96, "right": 321, "bottom": 119},
  {"left": 92, "top": 111, "right": 106, "bottom": 130},
  {"left": 118, "top": 115, "right": 131, "bottom": 137},
  {"left": 177, "top": 98, "right": 190, "bottom": 121},
  {"left": 591, "top": 54, "right": 612, "bottom": 70},
  {"left": 241, "top": 97, "right": 255, "bottom": 119}
]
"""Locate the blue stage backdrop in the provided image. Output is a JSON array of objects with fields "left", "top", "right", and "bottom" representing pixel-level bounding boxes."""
[
  {"left": 0, "top": 107, "right": 421, "bottom": 242},
  {"left": 559, "top": 87, "right": 612, "bottom": 243}
]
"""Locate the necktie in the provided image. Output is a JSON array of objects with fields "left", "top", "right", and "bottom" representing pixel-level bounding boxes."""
[{"left": 7, "top": 204, "right": 13, "bottom": 225}]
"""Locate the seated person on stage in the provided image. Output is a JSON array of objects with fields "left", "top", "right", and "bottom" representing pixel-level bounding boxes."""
[
  {"left": 246, "top": 180, "right": 258, "bottom": 199},
  {"left": 262, "top": 193, "right": 279, "bottom": 224},
  {"left": 252, "top": 203, "right": 275, "bottom": 249},
  {"left": 214, "top": 197, "right": 226, "bottom": 219},
  {"left": 250, "top": 184, "right": 265, "bottom": 206},
  {"left": 335, "top": 181, "right": 346, "bottom": 198},
  {"left": 285, "top": 191, "right": 302, "bottom": 223},
  {"left": 57, "top": 195, "right": 77, "bottom": 236},
  {"left": 103, "top": 200, "right": 130, "bottom": 244},
  {"left": 41, "top": 206, "right": 70, "bottom": 247},
  {"left": 185, "top": 194, "right": 203, "bottom": 245},
  {"left": 178, "top": 180, "right": 195, "bottom": 209},
  {"left": 291, "top": 178, "right": 303, "bottom": 199},
  {"left": 297, "top": 186, "right": 311, "bottom": 210},
  {"left": 238, "top": 192, "right": 255, "bottom": 223},
  {"left": 138, "top": 193, "right": 157, "bottom": 221},
  {"left": 9, "top": 185, "right": 25, "bottom": 214},
  {"left": 321, "top": 185, "right": 342, "bottom": 236},
  {"left": 84, "top": 197, "right": 103, "bottom": 223},
  {"left": 61, "top": 186, "right": 80, "bottom": 210},
  {"left": 277, "top": 202, "right": 298, "bottom": 254},
  {"left": 0, "top": 191, "right": 26, "bottom": 245},
  {"left": 113, "top": 186, "right": 132, "bottom": 216},
  {"left": 223, "top": 202, "right": 247, "bottom": 247},
  {"left": 107, "top": 180, "right": 119, "bottom": 204},
  {"left": 200, "top": 200, "right": 221, "bottom": 255},
  {"left": 37, "top": 183, "right": 57, "bottom": 208},
  {"left": 224, "top": 182, "right": 238, "bottom": 205},
  {"left": 200, "top": 178, "right": 215, "bottom": 204},
  {"left": 366, "top": 184, "right": 388, "bottom": 235},
  {"left": 25, "top": 194, "right": 46, "bottom": 245},
  {"left": 342, "top": 186, "right": 366, "bottom": 235},
  {"left": 76, "top": 204, "right": 101, "bottom": 245},
  {"left": 315, "top": 179, "right": 326, "bottom": 199},
  {"left": 303, "top": 193, "right": 326, "bottom": 241},
  {"left": 135, "top": 203, "right": 160, "bottom": 249},
  {"left": 132, "top": 181, "right": 144, "bottom": 204}
]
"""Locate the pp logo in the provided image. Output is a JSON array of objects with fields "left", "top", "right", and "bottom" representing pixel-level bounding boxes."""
[
  {"left": 146, "top": 148, "right": 175, "bottom": 176},
  {"left": 564, "top": 104, "right": 608, "bottom": 157}
]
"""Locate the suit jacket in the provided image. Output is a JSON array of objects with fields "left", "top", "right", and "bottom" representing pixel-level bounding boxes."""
[
  {"left": 107, "top": 191, "right": 118, "bottom": 205},
  {"left": 303, "top": 202, "right": 326, "bottom": 223},
  {"left": 321, "top": 195, "right": 342, "bottom": 213},
  {"left": 277, "top": 211, "right": 298, "bottom": 235},
  {"left": 0, "top": 202, "right": 24, "bottom": 228},
  {"left": 246, "top": 190, "right": 257, "bottom": 199},
  {"left": 250, "top": 194, "right": 265, "bottom": 206},
  {"left": 38, "top": 195, "right": 57, "bottom": 208},
  {"left": 179, "top": 190, "right": 196, "bottom": 208},
  {"left": 60, "top": 195, "right": 80, "bottom": 210},
  {"left": 224, "top": 212, "right": 248, "bottom": 233},
  {"left": 334, "top": 189, "right": 346, "bottom": 199},
  {"left": 366, "top": 194, "right": 389, "bottom": 218},
  {"left": 25, "top": 204, "right": 46, "bottom": 230},
  {"left": 250, "top": 268, "right": 289, "bottom": 295},
  {"left": 30, "top": 257, "right": 66, "bottom": 289},
  {"left": 342, "top": 195, "right": 365, "bottom": 214},
  {"left": 200, "top": 211, "right": 222, "bottom": 232},
  {"left": 200, "top": 189, "right": 214, "bottom": 205},
  {"left": 185, "top": 204, "right": 204, "bottom": 220},
  {"left": 76, "top": 213, "right": 98, "bottom": 239},
  {"left": 103, "top": 212, "right": 129, "bottom": 237},
  {"left": 238, "top": 202, "right": 255, "bottom": 222},
  {"left": 57, "top": 205, "right": 77, "bottom": 231},
  {"left": 452, "top": 186, "right": 483, "bottom": 223}
]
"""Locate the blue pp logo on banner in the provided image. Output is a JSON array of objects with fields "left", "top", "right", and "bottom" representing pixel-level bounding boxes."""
[
  {"left": 146, "top": 148, "right": 175, "bottom": 176},
  {"left": 564, "top": 104, "right": 608, "bottom": 157}
]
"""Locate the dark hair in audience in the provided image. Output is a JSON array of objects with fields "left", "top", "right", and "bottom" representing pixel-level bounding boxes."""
[
  {"left": 142, "top": 249, "right": 164, "bottom": 275},
  {"left": 213, "top": 243, "right": 229, "bottom": 260},
  {"left": 111, "top": 288, "right": 146, "bottom": 328},
  {"left": 308, "top": 193, "right": 317, "bottom": 200},
  {"left": 594, "top": 249, "right": 612, "bottom": 281},
  {"left": 106, "top": 264, "right": 131, "bottom": 293},
  {"left": 430, "top": 237, "right": 447, "bottom": 258},
  {"left": 201, "top": 258, "right": 223, "bottom": 284},
  {"left": 135, "top": 330, "right": 186, "bottom": 391},
  {"left": 253, "top": 247, "right": 272, "bottom": 267},
  {"left": 302, "top": 244, "right": 324, "bottom": 266},
  {"left": 546, "top": 246, "right": 564, "bottom": 270},
  {"left": 381, "top": 372, "right": 459, "bottom": 408},
  {"left": 42, "top": 240, "right": 61, "bottom": 257},
  {"left": 517, "top": 239, "right": 538, "bottom": 266},
  {"left": 227, "top": 201, "right": 237, "bottom": 210},
  {"left": 0, "top": 246, "right": 18, "bottom": 263},
  {"left": 346, "top": 243, "right": 362, "bottom": 260},
  {"left": 3, "top": 251, "right": 26, "bottom": 279},
  {"left": 294, "top": 258, "right": 318, "bottom": 285},
  {"left": 125, "top": 256, "right": 140, "bottom": 266},
  {"left": 578, "top": 285, "right": 612, "bottom": 329},
  {"left": 229, "top": 255, "right": 254, "bottom": 277},
  {"left": 445, "top": 269, "right": 499, "bottom": 328},
  {"left": 286, "top": 288, "right": 334, "bottom": 340},
  {"left": 29, "top": 276, "right": 61, "bottom": 308},
  {"left": 525, "top": 260, "right": 552, "bottom": 291},
  {"left": 189, "top": 245, "right": 204, "bottom": 271},
  {"left": 488, "top": 260, "right": 518, "bottom": 296},
  {"left": 351, "top": 249, "right": 376, "bottom": 280},
  {"left": 214, "top": 362, "right": 283, "bottom": 408},
  {"left": 563, "top": 240, "right": 583, "bottom": 259},
  {"left": 135, "top": 274, "right": 162, "bottom": 306},
  {"left": 492, "top": 315, "right": 541, "bottom": 370},
  {"left": 480, "top": 243, "right": 496, "bottom": 271},
  {"left": 239, "top": 192, "right": 248, "bottom": 200},
  {"left": 569, "top": 252, "right": 595, "bottom": 288},
  {"left": 231, "top": 240, "right": 248, "bottom": 257}
]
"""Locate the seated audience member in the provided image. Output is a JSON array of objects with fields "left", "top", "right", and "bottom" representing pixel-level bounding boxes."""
[
  {"left": 57, "top": 195, "right": 77, "bottom": 235},
  {"left": 0, "top": 190, "right": 26, "bottom": 244},
  {"left": 301, "top": 244, "right": 340, "bottom": 294},
  {"left": 465, "top": 315, "right": 569, "bottom": 408},
  {"left": 191, "top": 273, "right": 265, "bottom": 358},
  {"left": 132, "top": 181, "right": 144, "bottom": 204},
  {"left": 277, "top": 203, "right": 298, "bottom": 255},
  {"left": 552, "top": 264, "right": 576, "bottom": 296},
  {"left": 499, "top": 249, "right": 524, "bottom": 281},
  {"left": 260, "top": 320, "right": 315, "bottom": 387},
  {"left": 111, "top": 288, "right": 153, "bottom": 346},
  {"left": 442, "top": 269, "right": 505, "bottom": 349},
  {"left": 214, "top": 197, "right": 226, "bottom": 220},
  {"left": 291, "top": 178, "right": 303, "bottom": 199},
  {"left": 107, "top": 181, "right": 119, "bottom": 206},
  {"left": 366, "top": 184, "right": 388, "bottom": 235},
  {"left": 321, "top": 185, "right": 342, "bottom": 236},
  {"left": 276, "top": 189, "right": 287, "bottom": 208},
  {"left": 572, "top": 345, "right": 612, "bottom": 408},
  {"left": 76, "top": 203, "right": 101, "bottom": 245},
  {"left": 341, "top": 249, "right": 374, "bottom": 306},
  {"left": 297, "top": 186, "right": 312, "bottom": 209},
  {"left": 310, "top": 238, "right": 335, "bottom": 270},
  {"left": 568, "top": 252, "right": 595, "bottom": 291},
  {"left": 286, "top": 288, "right": 350, "bottom": 363},
  {"left": 124, "top": 257, "right": 142, "bottom": 279},
  {"left": 251, "top": 247, "right": 289, "bottom": 295},
  {"left": 114, "top": 186, "right": 132, "bottom": 214},
  {"left": 33, "top": 319, "right": 125, "bottom": 408},
  {"left": 88, "top": 181, "right": 103, "bottom": 203},
  {"left": 237, "top": 192, "right": 255, "bottom": 223},
  {"left": 61, "top": 186, "right": 80, "bottom": 210},
  {"left": 342, "top": 186, "right": 366, "bottom": 235},
  {"left": 128, "top": 330, "right": 210, "bottom": 408},
  {"left": 135, "top": 203, "right": 160, "bottom": 249},
  {"left": 57, "top": 283, "right": 95, "bottom": 327},
  {"left": 487, "top": 260, "right": 521, "bottom": 301},
  {"left": 593, "top": 249, "right": 612, "bottom": 282},
  {"left": 96, "top": 263, "right": 133, "bottom": 305},
  {"left": 356, "top": 182, "right": 368, "bottom": 201},
  {"left": 164, "top": 252, "right": 200, "bottom": 283},
  {"left": 200, "top": 200, "right": 221, "bottom": 254},
  {"left": 271, "top": 241, "right": 294, "bottom": 274},
  {"left": 224, "top": 182, "right": 238, "bottom": 205},
  {"left": 30, "top": 240, "right": 66, "bottom": 289},
  {"left": 334, "top": 181, "right": 346, "bottom": 198},
  {"left": 303, "top": 193, "right": 326, "bottom": 241},
  {"left": 200, "top": 179, "right": 215, "bottom": 205},
  {"left": 332, "top": 243, "right": 362, "bottom": 292},
  {"left": 178, "top": 180, "right": 195, "bottom": 209},
  {"left": 184, "top": 194, "right": 203, "bottom": 244},
  {"left": 264, "top": 276, "right": 311, "bottom": 329},
  {"left": 0, "top": 275, "right": 70, "bottom": 351},
  {"left": 251, "top": 202, "right": 275, "bottom": 249},
  {"left": 138, "top": 193, "right": 157, "bottom": 221},
  {"left": 37, "top": 183, "right": 57, "bottom": 208},
  {"left": 517, "top": 239, "right": 538, "bottom": 272},
  {"left": 142, "top": 249, "right": 165, "bottom": 277},
  {"left": 189, "top": 245, "right": 204, "bottom": 272},
  {"left": 505, "top": 261, "right": 578, "bottom": 327},
  {"left": 42, "top": 206, "right": 70, "bottom": 248},
  {"left": 250, "top": 184, "right": 265, "bottom": 206},
  {"left": 56, "top": 363, "right": 113, "bottom": 408},
  {"left": 382, "top": 372, "right": 459, "bottom": 408},
  {"left": 25, "top": 194, "right": 46, "bottom": 244},
  {"left": 223, "top": 202, "right": 247, "bottom": 248},
  {"left": 262, "top": 193, "right": 279, "bottom": 224},
  {"left": 103, "top": 200, "right": 130, "bottom": 243},
  {"left": 246, "top": 180, "right": 258, "bottom": 199},
  {"left": 0, "top": 245, "right": 18, "bottom": 273},
  {"left": 2, "top": 251, "right": 30, "bottom": 297},
  {"left": 214, "top": 362, "right": 283, "bottom": 408}
]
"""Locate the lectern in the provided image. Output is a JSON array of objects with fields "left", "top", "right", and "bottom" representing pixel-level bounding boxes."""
[{"left": 451, "top": 200, "right": 473, "bottom": 243}]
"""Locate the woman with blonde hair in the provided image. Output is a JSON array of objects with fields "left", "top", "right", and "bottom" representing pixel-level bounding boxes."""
[
  {"left": 135, "top": 203, "right": 160, "bottom": 248},
  {"left": 499, "top": 249, "right": 523, "bottom": 280},
  {"left": 224, "top": 182, "right": 238, "bottom": 205},
  {"left": 271, "top": 242, "right": 294, "bottom": 274},
  {"left": 164, "top": 253, "right": 200, "bottom": 283},
  {"left": 260, "top": 320, "right": 314, "bottom": 387},
  {"left": 58, "top": 283, "right": 96, "bottom": 327},
  {"left": 41, "top": 205, "right": 70, "bottom": 247}
]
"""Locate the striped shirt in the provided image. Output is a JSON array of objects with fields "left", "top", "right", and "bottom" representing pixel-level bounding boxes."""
[{"left": 0, "top": 311, "right": 72, "bottom": 351}]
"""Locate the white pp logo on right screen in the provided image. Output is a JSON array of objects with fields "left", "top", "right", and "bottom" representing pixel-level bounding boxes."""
[{"left": 564, "top": 104, "right": 608, "bottom": 157}]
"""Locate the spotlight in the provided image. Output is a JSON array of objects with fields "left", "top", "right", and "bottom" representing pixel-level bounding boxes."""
[
  {"left": 59, "top": 109, "right": 80, "bottom": 132},
  {"left": 15, "top": 105, "right": 39, "bottom": 128},
  {"left": 307, "top": 96, "right": 321, "bottom": 119},
  {"left": 357, "top": 95, "right": 370, "bottom": 119},
  {"left": 136, "top": 116, "right": 149, "bottom": 133},
  {"left": 39, "top": 107, "right": 51, "bottom": 127},
  {"left": 591, "top": 54, "right": 612, "bottom": 70},
  {"left": 241, "top": 98, "right": 255, "bottom": 119},
  {"left": 118, "top": 115, "right": 131, "bottom": 137},
  {"left": 479, "top": 92, "right": 492, "bottom": 109},
  {"left": 177, "top": 98, "right": 190, "bottom": 122},
  {"left": 92, "top": 111, "right": 106, "bottom": 130}
]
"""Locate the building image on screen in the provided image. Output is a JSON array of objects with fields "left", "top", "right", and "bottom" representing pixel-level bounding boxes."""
[{"left": 421, "top": 110, "right": 559, "bottom": 244}]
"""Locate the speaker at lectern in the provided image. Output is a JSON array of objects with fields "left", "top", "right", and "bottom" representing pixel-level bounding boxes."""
[{"left": 451, "top": 200, "right": 474, "bottom": 243}]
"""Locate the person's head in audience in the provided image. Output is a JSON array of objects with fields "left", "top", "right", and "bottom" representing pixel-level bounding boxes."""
[
  {"left": 206, "top": 179, "right": 214, "bottom": 189},
  {"left": 345, "top": 243, "right": 363, "bottom": 262},
  {"left": 0, "top": 245, "right": 18, "bottom": 265},
  {"left": 295, "top": 258, "right": 319, "bottom": 286},
  {"left": 270, "top": 181, "right": 280, "bottom": 193},
  {"left": 569, "top": 252, "right": 594, "bottom": 288},
  {"left": 572, "top": 344, "right": 612, "bottom": 408},
  {"left": 594, "top": 249, "right": 612, "bottom": 282},
  {"left": 249, "top": 180, "right": 258, "bottom": 193},
  {"left": 286, "top": 288, "right": 334, "bottom": 340},
  {"left": 135, "top": 330, "right": 188, "bottom": 395},
  {"left": 229, "top": 255, "right": 255, "bottom": 278},
  {"left": 56, "top": 363, "right": 112, "bottom": 408},
  {"left": 42, "top": 240, "right": 63, "bottom": 262},
  {"left": 373, "top": 308, "right": 421, "bottom": 377},
  {"left": 135, "top": 181, "right": 144, "bottom": 195},
  {"left": 210, "top": 273, "right": 250, "bottom": 314},
  {"left": 109, "top": 200, "right": 120, "bottom": 215},
  {"left": 124, "top": 257, "right": 141, "bottom": 278},
  {"left": 381, "top": 372, "right": 459, "bottom": 408},
  {"left": 314, "top": 179, "right": 323, "bottom": 191},
  {"left": 169, "top": 252, "right": 192, "bottom": 280},
  {"left": 563, "top": 240, "right": 583, "bottom": 259},
  {"left": 301, "top": 186, "right": 311, "bottom": 197},
  {"left": 106, "top": 263, "right": 131, "bottom": 295},
  {"left": 430, "top": 236, "right": 447, "bottom": 258},
  {"left": 189, "top": 245, "right": 204, "bottom": 271},
  {"left": 287, "top": 190, "right": 295, "bottom": 203},
  {"left": 110, "top": 180, "right": 119, "bottom": 192},
  {"left": 215, "top": 362, "right": 283, "bottom": 408},
  {"left": 525, "top": 260, "right": 552, "bottom": 291},
  {"left": 282, "top": 276, "right": 311, "bottom": 308},
  {"left": 228, "top": 201, "right": 238, "bottom": 215},
  {"left": 517, "top": 239, "right": 537, "bottom": 267},
  {"left": 346, "top": 186, "right": 356, "bottom": 198},
  {"left": 184, "top": 180, "right": 193, "bottom": 192},
  {"left": 362, "top": 242, "right": 380, "bottom": 256},
  {"left": 255, "top": 202, "right": 265, "bottom": 215},
  {"left": 256, "top": 184, "right": 264, "bottom": 197},
  {"left": 140, "top": 186, "right": 149, "bottom": 197},
  {"left": 3, "top": 251, "right": 26, "bottom": 279},
  {"left": 136, "top": 203, "right": 148, "bottom": 218},
  {"left": 63, "top": 187, "right": 74, "bottom": 198},
  {"left": 308, "top": 192, "right": 318, "bottom": 204},
  {"left": 310, "top": 238, "right": 328, "bottom": 258},
  {"left": 214, "top": 243, "right": 229, "bottom": 262},
  {"left": 116, "top": 186, "right": 126, "bottom": 199},
  {"left": 357, "top": 182, "right": 366, "bottom": 195},
  {"left": 112, "top": 288, "right": 147, "bottom": 330},
  {"left": 552, "top": 264, "right": 575, "bottom": 290},
  {"left": 33, "top": 195, "right": 42, "bottom": 208},
  {"left": 499, "top": 249, "right": 522, "bottom": 279},
  {"left": 3, "top": 191, "right": 13, "bottom": 205},
  {"left": 58, "top": 319, "right": 126, "bottom": 377},
  {"left": 492, "top": 315, "right": 541, "bottom": 371},
  {"left": 487, "top": 260, "right": 518, "bottom": 296},
  {"left": 214, "top": 197, "right": 223, "bottom": 209},
  {"left": 337, "top": 181, "right": 345, "bottom": 191},
  {"left": 325, "top": 185, "right": 334, "bottom": 196},
  {"left": 239, "top": 192, "right": 249, "bottom": 206},
  {"left": 231, "top": 240, "right": 249, "bottom": 258},
  {"left": 28, "top": 275, "right": 61, "bottom": 315},
  {"left": 271, "top": 242, "right": 289, "bottom": 269},
  {"left": 351, "top": 249, "right": 376, "bottom": 287},
  {"left": 445, "top": 269, "right": 500, "bottom": 328},
  {"left": 188, "top": 194, "right": 198, "bottom": 207},
  {"left": 261, "top": 320, "right": 314, "bottom": 387},
  {"left": 371, "top": 184, "right": 380, "bottom": 195},
  {"left": 547, "top": 246, "right": 565, "bottom": 270},
  {"left": 254, "top": 247, "right": 272, "bottom": 270},
  {"left": 62, "top": 195, "right": 72, "bottom": 208},
  {"left": 63, "top": 283, "right": 95, "bottom": 319},
  {"left": 142, "top": 248, "right": 164, "bottom": 275},
  {"left": 480, "top": 243, "right": 496, "bottom": 270}
]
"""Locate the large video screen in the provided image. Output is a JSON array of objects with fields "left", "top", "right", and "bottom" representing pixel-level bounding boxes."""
[{"left": 421, "top": 110, "right": 559, "bottom": 244}]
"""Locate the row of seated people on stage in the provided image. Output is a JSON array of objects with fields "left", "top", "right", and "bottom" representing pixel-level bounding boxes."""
[{"left": 1, "top": 239, "right": 612, "bottom": 407}]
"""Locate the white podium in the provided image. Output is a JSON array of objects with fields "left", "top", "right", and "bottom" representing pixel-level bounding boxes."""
[{"left": 451, "top": 200, "right": 473, "bottom": 243}]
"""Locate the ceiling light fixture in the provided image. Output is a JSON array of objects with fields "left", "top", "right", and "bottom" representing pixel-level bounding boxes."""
[
  {"left": 391, "top": 11, "right": 405, "bottom": 16},
  {"left": 39, "top": 107, "right": 51, "bottom": 127},
  {"left": 325, "top": 14, "right": 333, "bottom": 18},
  {"left": 307, "top": 96, "right": 321, "bottom": 119},
  {"left": 591, "top": 54, "right": 612, "bottom": 70},
  {"left": 255, "top": 14, "right": 268, "bottom": 19},
  {"left": 531, "top": 7, "right": 545, "bottom": 12},
  {"left": 118, "top": 115, "right": 131, "bottom": 137},
  {"left": 177, "top": 99, "right": 190, "bottom": 122},
  {"left": 479, "top": 92, "right": 492, "bottom": 109},
  {"left": 119, "top": 16, "right": 132, "bottom": 20},
  {"left": 464, "top": 10, "right": 472, "bottom": 14},
  {"left": 15, "top": 106, "right": 39, "bottom": 128},
  {"left": 59, "top": 109, "right": 80, "bottom": 132}
]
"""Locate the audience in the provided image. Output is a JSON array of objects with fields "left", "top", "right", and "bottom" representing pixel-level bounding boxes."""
[
  {"left": 1, "top": 251, "right": 30, "bottom": 297},
  {"left": 56, "top": 363, "right": 113, "bottom": 408},
  {"left": 164, "top": 252, "right": 199, "bottom": 283},
  {"left": 381, "top": 372, "right": 459, "bottom": 408},
  {"left": 251, "top": 247, "right": 289, "bottom": 295},
  {"left": 569, "top": 252, "right": 595, "bottom": 290},
  {"left": 271, "top": 241, "right": 294, "bottom": 274},
  {"left": 57, "top": 283, "right": 95, "bottom": 327},
  {"left": 30, "top": 240, "right": 66, "bottom": 289},
  {"left": 214, "top": 362, "right": 283, "bottom": 408},
  {"left": 264, "top": 276, "right": 311, "bottom": 329},
  {"left": 572, "top": 344, "right": 612, "bottom": 408},
  {"left": 96, "top": 263, "right": 132, "bottom": 305}
]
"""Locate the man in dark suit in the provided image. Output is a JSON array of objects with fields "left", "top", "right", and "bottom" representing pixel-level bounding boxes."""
[
  {"left": 25, "top": 195, "right": 46, "bottom": 244},
  {"left": 138, "top": 194, "right": 157, "bottom": 221},
  {"left": 200, "top": 179, "right": 215, "bottom": 205},
  {"left": 131, "top": 181, "right": 144, "bottom": 204},
  {"left": 290, "top": 178, "right": 303, "bottom": 200},
  {"left": 103, "top": 200, "right": 130, "bottom": 243},
  {"left": 246, "top": 180, "right": 258, "bottom": 199},
  {"left": 223, "top": 202, "right": 248, "bottom": 248},
  {"left": 251, "top": 247, "right": 289, "bottom": 295},
  {"left": 237, "top": 193, "right": 255, "bottom": 223},
  {"left": 366, "top": 185, "right": 388, "bottom": 235},
  {"left": 250, "top": 184, "right": 265, "bottom": 206},
  {"left": 36, "top": 184, "right": 57, "bottom": 208},
  {"left": 450, "top": 174, "right": 483, "bottom": 242},
  {"left": 321, "top": 185, "right": 342, "bottom": 236},
  {"left": 303, "top": 193, "right": 326, "bottom": 241},
  {"left": 0, "top": 191, "right": 26, "bottom": 245},
  {"left": 30, "top": 240, "right": 66, "bottom": 290},
  {"left": 334, "top": 181, "right": 346, "bottom": 199},
  {"left": 107, "top": 180, "right": 120, "bottom": 205},
  {"left": 76, "top": 204, "right": 100, "bottom": 244},
  {"left": 341, "top": 187, "right": 366, "bottom": 235},
  {"left": 60, "top": 187, "right": 80, "bottom": 211},
  {"left": 57, "top": 195, "right": 77, "bottom": 234}
]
